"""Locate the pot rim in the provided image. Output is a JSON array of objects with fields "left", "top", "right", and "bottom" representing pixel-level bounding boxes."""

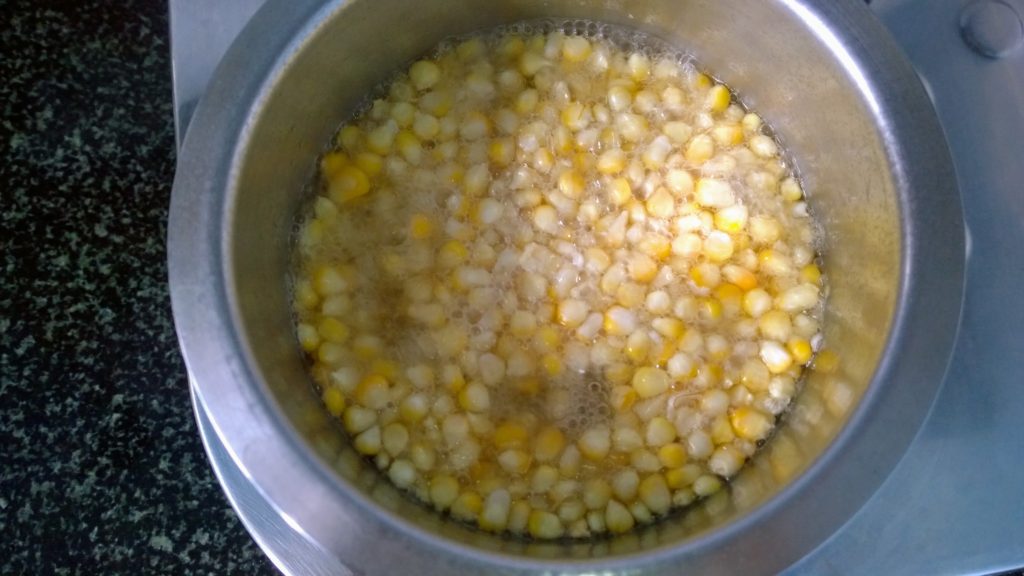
[{"left": 168, "top": 0, "right": 965, "bottom": 573}]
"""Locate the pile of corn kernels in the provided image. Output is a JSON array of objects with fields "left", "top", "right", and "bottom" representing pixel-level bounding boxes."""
[{"left": 292, "top": 23, "right": 825, "bottom": 540}]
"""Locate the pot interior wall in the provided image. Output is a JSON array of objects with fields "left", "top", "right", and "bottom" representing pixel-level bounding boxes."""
[{"left": 225, "top": 0, "right": 897, "bottom": 558}]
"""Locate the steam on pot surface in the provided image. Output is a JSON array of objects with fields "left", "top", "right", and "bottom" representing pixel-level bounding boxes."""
[{"left": 289, "top": 21, "right": 832, "bottom": 541}]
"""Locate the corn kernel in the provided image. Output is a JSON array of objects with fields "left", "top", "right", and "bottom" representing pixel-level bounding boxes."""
[
  {"left": 528, "top": 510, "right": 565, "bottom": 539},
  {"left": 451, "top": 491, "right": 484, "bottom": 521},
  {"left": 658, "top": 443, "right": 688, "bottom": 469},
  {"left": 638, "top": 474, "right": 671, "bottom": 515},
  {"left": 322, "top": 387, "right": 345, "bottom": 416},
  {"left": 560, "top": 35, "right": 592, "bottom": 62},
  {"left": 760, "top": 341, "right": 794, "bottom": 374},
  {"left": 498, "top": 449, "right": 533, "bottom": 475},
  {"left": 706, "top": 84, "right": 731, "bottom": 113},
  {"left": 328, "top": 164, "right": 371, "bottom": 204},
  {"left": 800, "top": 264, "right": 822, "bottom": 284},
  {"left": 597, "top": 149, "right": 627, "bottom": 174},
  {"left": 780, "top": 177, "right": 804, "bottom": 201},
  {"left": 429, "top": 474, "right": 460, "bottom": 510},
  {"left": 409, "top": 60, "right": 441, "bottom": 90},
  {"left": 627, "top": 253, "right": 658, "bottom": 283},
  {"left": 632, "top": 367, "right": 669, "bottom": 398},
  {"left": 695, "top": 178, "right": 735, "bottom": 208},
  {"left": 459, "top": 382, "right": 491, "bottom": 412},
  {"left": 578, "top": 426, "right": 611, "bottom": 460},
  {"left": 355, "top": 374, "right": 390, "bottom": 409},
  {"left": 787, "top": 338, "right": 813, "bottom": 365},
  {"left": 730, "top": 406, "right": 773, "bottom": 441},
  {"left": 533, "top": 425, "right": 566, "bottom": 463},
  {"left": 354, "top": 425, "right": 382, "bottom": 455},
  {"left": 605, "top": 500, "right": 635, "bottom": 534},
  {"left": 814, "top": 349, "right": 840, "bottom": 373},
  {"left": 608, "top": 177, "right": 633, "bottom": 206}
]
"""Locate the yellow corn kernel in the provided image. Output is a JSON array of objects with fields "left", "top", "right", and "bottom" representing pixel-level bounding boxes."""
[
  {"left": 658, "top": 443, "right": 688, "bottom": 469},
  {"left": 730, "top": 406, "right": 773, "bottom": 441},
  {"left": 780, "top": 177, "right": 804, "bottom": 201},
  {"left": 645, "top": 417, "right": 677, "bottom": 447},
  {"left": 312, "top": 264, "right": 348, "bottom": 296},
  {"left": 597, "top": 149, "right": 627, "bottom": 174},
  {"left": 561, "top": 101, "right": 590, "bottom": 131},
  {"left": 624, "top": 330, "right": 651, "bottom": 363},
  {"left": 408, "top": 213, "right": 434, "bottom": 240},
  {"left": 353, "top": 152, "right": 383, "bottom": 177},
  {"left": 399, "top": 393, "right": 429, "bottom": 423},
  {"left": 561, "top": 35, "right": 592, "bottom": 62},
  {"left": 328, "top": 165, "right": 371, "bottom": 204},
  {"left": 578, "top": 427, "right": 611, "bottom": 461},
  {"left": 354, "top": 425, "right": 382, "bottom": 455},
  {"left": 451, "top": 491, "right": 484, "bottom": 522},
  {"left": 444, "top": 360, "right": 468, "bottom": 391},
  {"left": 438, "top": 240, "right": 468, "bottom": 268},
  {"left": 337, "top": 125, "right": 361, "bottom": 151},
  {"left": 294, "top": 279, "right": 319, "bottom": 310},
  {"left": 429, "top": 474, "right": 460, "bottom": 510},
  {"left": 605, "top": 500, "right": 635, "bottom": 534},
  {"left": 354, "top": 374, "right": 390, "bottom": 410},
  {"left": 608, "top": 177, "right": 633, "bottom": 206},
  {"left": 685, "top": 134, "right": 714, "bottom": 164},
  {"left": 645, "top": 188, "right": 675, "bottom": 220},
  {"left": 715, "top": 204, "right": 749, "bottom": 233},
  {"left": 489, "top": 136, "right": 516, "bottom": 166},
  {"left": 692, "top": 72, "right": 713, "bottom": 90},
  {"left": 714, "top": 283, "right": 743, "bottom": 312},
  {"left": 665, "top": 467, "right": 697, "bottom": 490},
  {"left": 494, "top": 422, "right": 529, "bottom": 450},
  {"left": 700, "top": 298, "right": 723, "bottom": 322},
  {"left": 610, "top": 385, "right": 638, "bottom": 412},
  {"left": 395, "top": 130, "right": 423, "bottom": 164},
  {"left": 558, "top": 169, "right": 585, "bottom": 198},
  {"left": 638, "top": 235, "right": 672, "bottom": 261},
  {"left": 541, "top": 353, "right": 564, "bottom": 377},
  {"left": 408, "top": 59, "right": 441, "bottom": 90},
  {"left": 632, "top": 367, "right": 670, "bottom": 398},
  {"left": 515, "top": 88, "right": 540, "bottom": 115},
  {"left": 710, "top": 415, "right": 735, "bottom": 444},
  {"left": 366, "top": 124, "right": 397, "bottom": 155},
  {"left": 712, "top": 123, "right": 744, "bottom": 147},
  {"left": 627, "top": 253, "right": 658, "bottom": 283},
  {"left": 800, "top": 264, "right": 822, "bottom": 284},
  {"left": 760, "top": 341, "right": 794, "bottom": 374},
  {"left": 528, "top": 510, "right": 565, "bottom": 539},
  {"left": 459, "top": 382, "right": 491, "bottom": 412},
  {"left": 498, "top": 449, "right": 533, "bottom": 475},
  {"left": 787, "top": 338, "right": 813, "bottom": 365},
  {"left": 533, "top": 425, "right": 566, "bottom": 463},
  {"left": 638, "top": 474, "right": 671, "bottom": 515},
  {"left": 319, "top": 151, "right": 349, "bottom": 180},
  {"left": 297, "top": 323, "right": 320, "bottom": 352},
  {"left": 722, "top": 264, "right": 758, "bottom": 291},
  {"left": 534, "top": 325, "right": 560, "bottom": 352},
  {"left": 317, "top": 317, "right": 350, "bottom": 344},
  {"left": 689, "top": 262, "right": 721, "bottom": 289},
  {"left": 814, "top": 349, "right": 839, "bottom": 373},
  {"left": 652, "top": 317, "right": 685, "bottom": 340},
  {"left": 322, "top": 387, "right": 345, "bottom": 416},
  {"left": 706, "top": 84, "right": 731, "bottom": 113}
]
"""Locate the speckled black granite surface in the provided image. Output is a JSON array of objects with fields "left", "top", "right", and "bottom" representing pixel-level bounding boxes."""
[{"left": 0, "top": 1, "right": 275, "bottom": 573}]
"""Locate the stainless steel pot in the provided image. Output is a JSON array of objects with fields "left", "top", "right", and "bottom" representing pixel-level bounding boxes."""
[{"left": 168, "top": 0, "right": 965, "bottom": 573}]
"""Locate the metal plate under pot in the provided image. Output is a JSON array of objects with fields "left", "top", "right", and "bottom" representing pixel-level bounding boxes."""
[{"left": 170, "top": 0, "right": 1024, "bottom": 573}]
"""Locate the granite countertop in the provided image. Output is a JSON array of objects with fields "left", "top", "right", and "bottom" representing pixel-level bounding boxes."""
[{"left": 1, "top": 1, "right": 275, "bottom": 573}]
